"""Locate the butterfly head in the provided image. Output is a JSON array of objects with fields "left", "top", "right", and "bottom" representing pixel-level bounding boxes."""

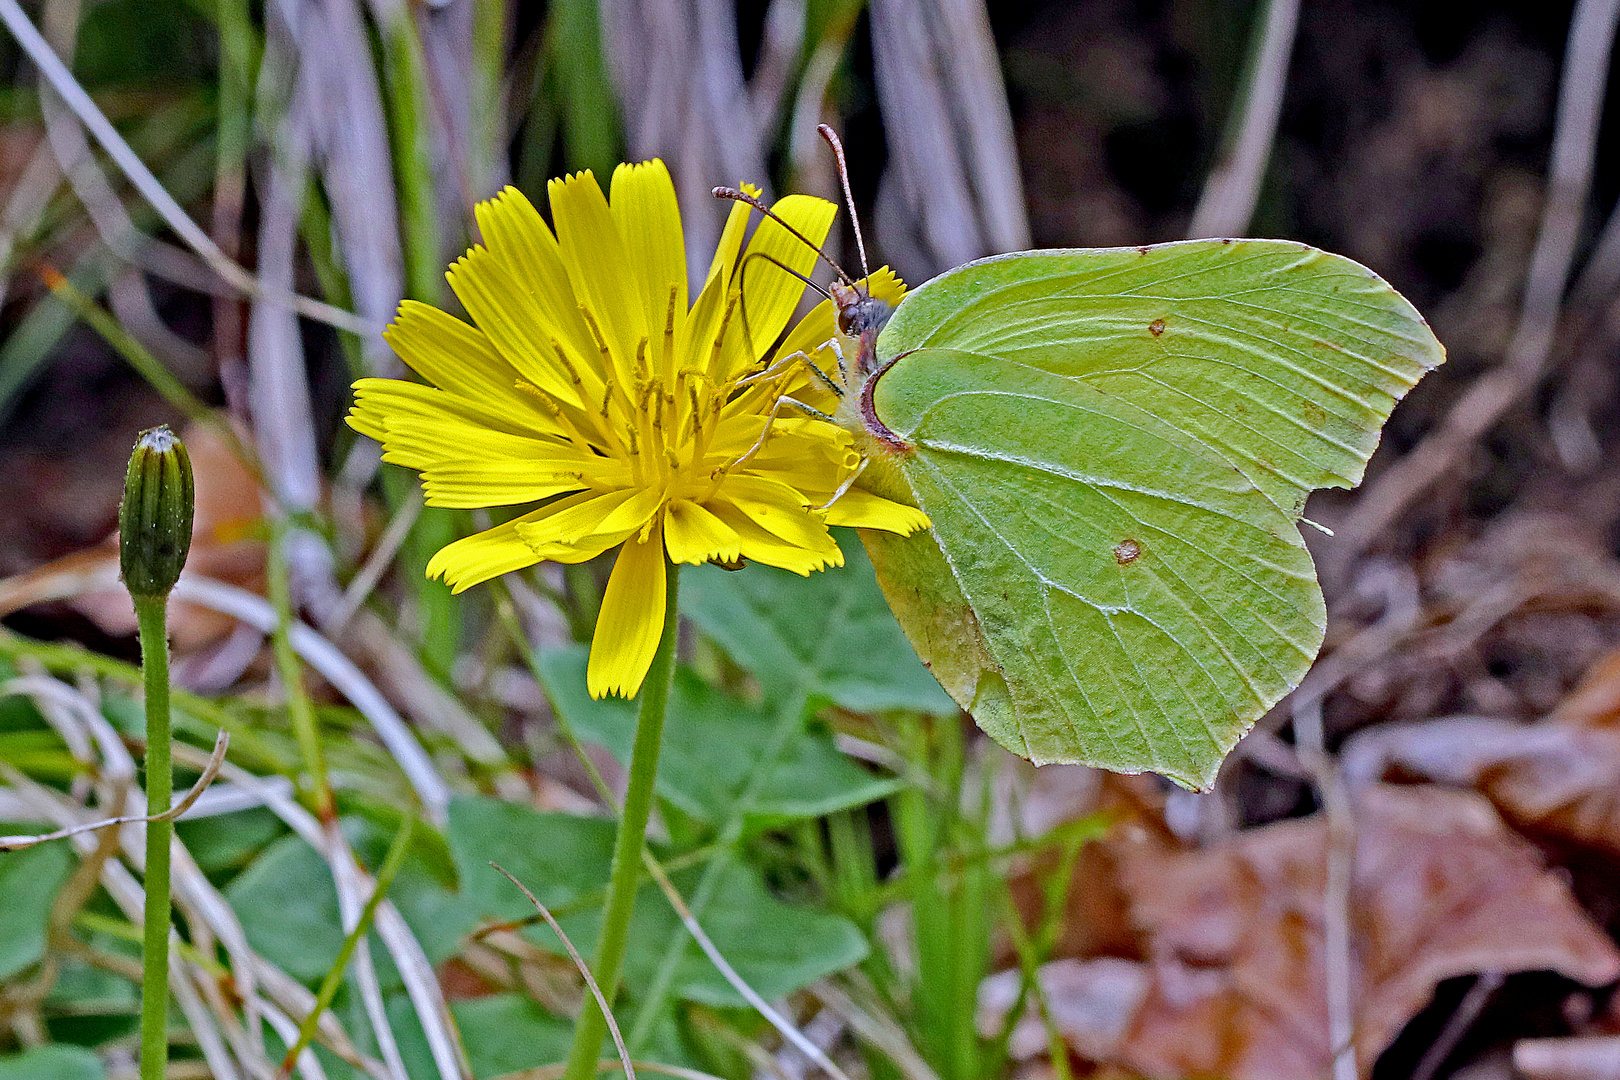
[{"left": 831, "top": 280, "right": 893, "bottom": 341}]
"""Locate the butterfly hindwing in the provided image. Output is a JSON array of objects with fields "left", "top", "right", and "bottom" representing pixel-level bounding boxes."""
[{"left": 857, "top": 240, "right": 1444, "bottom": 788}]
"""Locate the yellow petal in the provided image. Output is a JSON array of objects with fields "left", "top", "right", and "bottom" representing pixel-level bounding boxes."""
[
  {"left": 707, "top": 499, "right": 842, "bottom": 576},
  {"left": 819, "top": 487, "right": 931, "bottom": 534},
  {"left": 425, "top": 513, "right": 546, "bottom": 593},
  {"left": 716, "top": 194, "right": 837, "bottom": 381},
  {"left": 611, "top": 161, "right": 687, "bottom": 354},
  {"left": 473, "top": 188, "right": 601, "bottom": 378},
  {"left": 383, "top": 300, "right": 523, "bottom": 402},
  {"left": 420, "top": 458, "right": 597, "bottom": 509},
  {"left": 675, "top": 270, "right": 732, "bottom": 400},
  {"left": 350, "top": 377, "right": 564, "bottom": 449},
  {"left": 713, "top": 474, "right": 829, "bottom": 545},
  {"left": 445, "top": 244, "right": 598, "bottom": 410},
  {"left": 516, "top": 486, "right": 665, "bottom": 559},
  {"left": 549, "top": 170, "right": 645, "bottom": 385},
  {"left": 743, "top": 433, "right": 858, "bottom": 499},
  {"left": 368, "top": 414, "right": 575, "bottom": 476},
  {"left": 663, "top": 499, "right": 741, "bottom": 564},
  {"left": 588, "top": 523, "right": 667, "bottom": 698}
]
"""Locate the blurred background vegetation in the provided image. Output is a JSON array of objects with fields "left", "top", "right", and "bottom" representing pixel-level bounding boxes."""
[{"left": 4, "top": 1, "right": 1620, "bottom": 1079}]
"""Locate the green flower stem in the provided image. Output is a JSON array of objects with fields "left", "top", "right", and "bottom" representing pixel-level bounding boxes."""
[
  {"left": 623, "top": 683, "right": 810, "bottom": 1053},
  {"left": 560, "top": 562, "right": 680, "bottom": 1080},
  {"left": 134, "top": 592, "right": 173, "bottom": 1080}
]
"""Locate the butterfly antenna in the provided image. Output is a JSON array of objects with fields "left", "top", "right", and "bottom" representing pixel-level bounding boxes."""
[
  {"left": 712, "top": 186, "right": 856, "bottom": 286},
  {"left": 817, "top": 124, "right": 871, "bottom": 284},
  {"left": 732, "top": 250, "right": 836, "bottom": 366},
  {"left": 739, "top": 250, "right": 835, "bottom": 301}
]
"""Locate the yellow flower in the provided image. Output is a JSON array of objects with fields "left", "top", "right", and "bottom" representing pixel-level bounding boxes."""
[{"left": 349, "top": 161, "right": 928, "bottom": 698}]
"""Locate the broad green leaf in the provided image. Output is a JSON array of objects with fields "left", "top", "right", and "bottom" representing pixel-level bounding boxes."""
[
  {"left": 449, "top": 800, "right": 866, "bottom": 1010},
  {"left": 174, "top": 806, "right": 283, "bottom": 877},
  {"left": 446, "top": 795, "right": 615, "bottom": 920},
  {"left": 225, "top": 834, "right": 346, "bottom": 983},
  {"left": 865, "top": 240, "right": 1444, "bottom": 788},
  {"left": 618, "top": 856, "right": 868, "bottom": 1008},
  {"left": 684, "top": 529, "right": 956, "bottom": 714},
  {"left": 385, "top": 992, "right": 572, "bottom": 1080},
  {"left": 0, "top": 1046, "right": 104, "bottom": 1080},
  {"left": 0, "top": 838, "right": 73, "bottom": 980},
  {"left": 539, "top": 646, "right": 898, "bottom": 832},
  {"left": 226, "top": 826, "right": 470, "bottom": 982},
  {"left": 451, "top": 995, "right": 572, "bottom": 1077}
]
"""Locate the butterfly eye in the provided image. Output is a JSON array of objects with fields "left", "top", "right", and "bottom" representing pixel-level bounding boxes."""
[{"left": 840, "top": 296, "right": 893, "bottom": 338}]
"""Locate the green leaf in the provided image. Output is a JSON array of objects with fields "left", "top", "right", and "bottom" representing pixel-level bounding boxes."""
[
  {"left": 0, "top": 837, "right": 74, "bottom": 980},
  {"left": 0, "top": 1046, "right": 104, "bottom": 1080},
  {"left": 864, "top": 239, "right": 1444, "bottom": 788},
  {"left": 446, "top": 797, "right": 866, "bottom": 1010},
  {"left": 539, "top": 647, "right": 899, "bottom": 832},
  {"left": 446, "top": 795, "right": 616, "bottom": 921},
  {"left": 619, "top": 857, "right": 868, "bottom": 1008},
  {"left": 175, "top": 806, "right": 283, "bottom": 877},
  {"left": 683, "top": 529, "right": 957, "bottom": 714},
  {"left": 224, "top": 834, "right": 346, "bottom": 983},
  {"left": 226, "top": 826, "right": 469, "bottom": 982},
  {"left": 452, "top": 994, "right": 573, "bottom": 1078}
]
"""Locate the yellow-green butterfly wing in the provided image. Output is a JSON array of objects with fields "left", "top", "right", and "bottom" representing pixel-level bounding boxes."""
[{"left": 856, "top": 239, "right": 1443, "bottom": 789}]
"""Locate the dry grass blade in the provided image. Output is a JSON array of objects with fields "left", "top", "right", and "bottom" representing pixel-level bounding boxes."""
[
  {"left": 244, "top": 101, "right": 345, "bottom": 620},
  {"left": 209, "top": 755, "right": 465, "bottom": 1079},
  {"left": 0, "top": 134, "right": 63, "bottom": 310},
  {"left": 1187, "top": 0, "right": 1301, "bottom": 238},
  {"left": 492, "top": 862, "right": 639, "bottom": 1080},
  {"left": 269, "top": 0, "right": 405, "bottom": 374},
  {"left": 169, "top": 575, "right": 452, "bottom": 822},
  {"left": 0, "top": 0, "right": 376, "bottom": 336},
  {"left": 494, "top": 1063, "right": 732, "bottom": 1080},
  {"left": 321, "top": 823, "right": 413, "bottom": 1080},
  {"left": 867, "top": 0, "right": 1029, "bottom": 276},
  {"left": 809, "top": 980, "right": 941, "bottom": 1080},
  {"left": 1, "top": 674, "right": 391, "bottom": 1079},
  {"left": 325, "top": 488, "right": 424, "bottom": 634},
  {"left": 1292, "top": 697, "right": 1357, "bottom": 1080},
  {"left": 640, "top": 854, "right": 856, "bottom": 1080},
  {"left": 0, "top": 730, "right": 229, "bottom": 851},
  {"left": 35, "top": 0, "right": 218, "bottom": 300},
  {"left": 600, "top": 0, "right": 770, "bottom": 278},
  {"left": 1326, "top": 0, "right": 1620, "bottom": 583}
]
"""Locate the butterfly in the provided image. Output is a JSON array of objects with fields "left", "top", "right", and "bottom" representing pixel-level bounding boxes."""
[{"left": 721, "top": 128, "right": 1444, "bottom": 790}]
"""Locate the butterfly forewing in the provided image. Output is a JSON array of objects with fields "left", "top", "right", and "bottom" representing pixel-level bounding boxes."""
[{"left": 857, "top": 239, "right": 1444, "bottom": 788}]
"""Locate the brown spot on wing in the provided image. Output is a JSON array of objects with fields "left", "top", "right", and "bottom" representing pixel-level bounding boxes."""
[
  {"left": 1149, "top": 318, "right": 1166, "bottom": 337},
  {"left": 1114, "top": 538, "right": 1142, "bottom": 565}
]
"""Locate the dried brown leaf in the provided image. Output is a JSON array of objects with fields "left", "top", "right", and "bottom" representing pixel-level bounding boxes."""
[
  {"left": 1102, "top": 784, "right": 1620, "bottom": 1080},
  {"left": 1344, "top": 644, "right": 1620, "bottom": 856},
  {"left": 0, "top": 418, "right": 264, "bottom": 648}
]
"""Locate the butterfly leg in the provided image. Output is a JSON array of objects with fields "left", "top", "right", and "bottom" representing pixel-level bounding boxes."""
[
  {"left": 825, "top": 337, "right": 849, "bottom": 385},
  {"left": 718, "top": 393, "right": 831, "bottom": 477},
  {"left": 736, "top": 342, "right": 843, "bottom": 396},
  {"left": 813, "top": 454, "right": 868, "bottom": 511}
]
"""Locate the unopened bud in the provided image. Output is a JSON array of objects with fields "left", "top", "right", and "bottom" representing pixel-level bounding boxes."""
[{"left": 119, "top": 426, "right": 195, "bottom": 598}]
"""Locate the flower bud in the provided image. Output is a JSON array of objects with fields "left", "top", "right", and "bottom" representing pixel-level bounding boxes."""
[{"left": 119, "top": 426, "right": 195, "bottom": 598}]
